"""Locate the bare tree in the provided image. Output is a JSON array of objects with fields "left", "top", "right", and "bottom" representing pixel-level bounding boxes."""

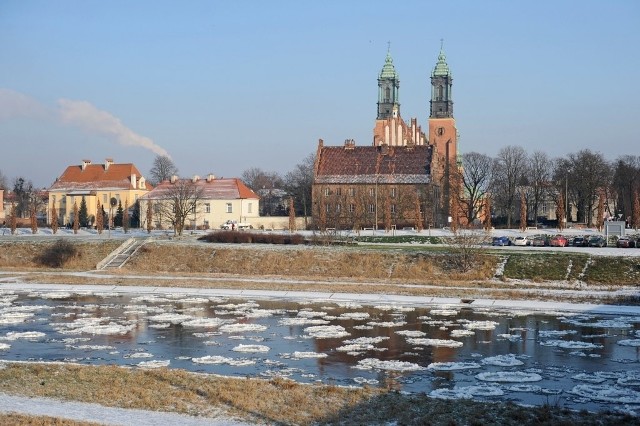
[
  {"left": 519, "top": 191, "right": 527, "bottom": 231},
  {"left": 558, "top": 150, "right": 611, "bottom": 225},
  {"left": 528, "top": 151, "right": 553, "bottom": 223},
  {"left": 491, "top": 146, "right": 528, "bottom": 228},
  {"left": 148, "top": 155, "right": 178, "bottom": 185},
  {"left": 596, "top": 192, "right": 604, "bottom": 232},
  {"left": 458, "top": 152, "right": 493, "bottom": 224},
  {"left": 288, "top": 197, "right": 296, "bottom": 232},
  {"left": 0, "top": 169, "right": 7, "bottom": 190},
  {"left": 30, "top": 205, "right": 37, "bottom": 234},
  {"left": 612, "top": 155, "right": 640, "bottom": 221},
  {"left": 284, "top": 153, "right": 315, "bottom": 226},
  {"left": 95, "top": 200, "right": 103, "bottom": 234},
  {"left": 9, "top": 202, "right": 16, "bottom": 234},
  {"left": 483, "top": 197, "right": 492, "bottom": 231},
  {"left": 12, "top": 177, "right": 34, "bottom": 218},
  {"left": 633, "top": 190, "right": 640, "bottom": 230},
  {"left": 152, "top": 179, "right": 204, "bottom": 236}
]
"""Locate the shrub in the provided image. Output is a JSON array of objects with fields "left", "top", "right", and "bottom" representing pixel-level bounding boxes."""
[
  {"left": 198, "top": 231, "right": 305, "bottom": 245},
  {"left": 36, "top": 239, "right": 79, "bottom": 268}
]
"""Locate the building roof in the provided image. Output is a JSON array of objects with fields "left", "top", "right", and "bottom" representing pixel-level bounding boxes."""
[
  {"left": 432, "top": 47, "right": 451, "bottom": 77},
  {"left": 140, "top": 177, "right": 259, "bottom": 201},
  {"left": 48, "top": 160, "right": 147, "bottom": 192},
  {"left": 315, "top": 144, "right": 432, "bottom": 184}
]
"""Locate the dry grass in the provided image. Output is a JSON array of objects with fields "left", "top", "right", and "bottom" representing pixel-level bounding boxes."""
[
  {"left": 0, "top": 363, "right": 634, "bottom": 426},
  {"left": 0, "top": 240, "right": 121, "bottom": 271},
  {"left": 0, "top": 363, "right": 380, "bottom": 425},
  {"left": 0, "top": 413, "right": 100, "bottom": 426}
]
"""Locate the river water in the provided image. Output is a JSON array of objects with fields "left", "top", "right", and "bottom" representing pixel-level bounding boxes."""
[{"left": 1, "top": 289, "right": 639, "bottom": 414}]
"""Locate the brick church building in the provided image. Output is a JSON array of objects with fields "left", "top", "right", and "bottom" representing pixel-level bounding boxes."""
[{"left": 312, "top": 45, "right": 458, "bottom": 230}]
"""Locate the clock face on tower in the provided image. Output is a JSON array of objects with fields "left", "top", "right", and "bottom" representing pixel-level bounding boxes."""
[{"left": 436, "top": 127, "right": 445, "bottom": 136}]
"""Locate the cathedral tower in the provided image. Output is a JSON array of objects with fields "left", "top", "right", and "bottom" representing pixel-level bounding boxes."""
[
  {"left": 428, "top": 44, "right": 457, "bottom": 165},
  {"left": 377, "top": 46, "right": 400, "bottom": 120}
]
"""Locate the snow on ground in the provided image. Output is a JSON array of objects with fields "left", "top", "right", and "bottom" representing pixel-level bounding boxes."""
[{"left": 0, "top": 393, "right": 250, "bottom": 426}]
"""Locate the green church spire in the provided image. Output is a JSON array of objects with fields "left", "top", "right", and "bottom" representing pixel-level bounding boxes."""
[
  {"left": 379, "top": 43, "right": 398, "bottom": 79},
  {"left": 432, "top": 40, "right": 451, "bottom": 77}
]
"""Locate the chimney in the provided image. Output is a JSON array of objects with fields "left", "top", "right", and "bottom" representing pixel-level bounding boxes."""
[
  {"left": 344, "top": 139, "right": 355, "bottom": 150},
  {"left": 192, "top": 175, "right": 200, "bottom": 183},
  {"left": 170, "top": 175, "right": 178, "bottom": 183},
  {"left": 81, "top": 159, "right": 91, "bottom": 171},
  {"left": 139, "top": 176, "right": 146, "bottom": 189},
  {"left": 104, "top": 158, "right": 114, "bottom": 171},
  {"left": 206, "top": 174, "right": 215, "bottom": 182},
  {"left": 131, "top": 174, "right": 136, "bottom": 189}
]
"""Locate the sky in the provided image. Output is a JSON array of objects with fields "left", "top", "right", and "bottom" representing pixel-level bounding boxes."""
[{"left": 1, "top": 0, "right": 639, "bottom": 188}]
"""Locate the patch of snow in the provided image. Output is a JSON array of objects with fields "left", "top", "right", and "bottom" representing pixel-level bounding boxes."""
[
  {"left": 406, "top": 338, "right": 463, "bottom": 348},
  {"left": 427, "top": 362, "right": 481, "bottom": 371},
  {"left": 540, "top": 340, "right": 603, "bottom": 350},
  {"left": 303, "top": 325, "right": 349, "bottom": 339},
  {"left": 232, "top": 344, "right": 270, "bottom": 353},
  {"left": 353, "top": 358, "right": 425, "bottom": 372},
  {"left": 481, "top": 354, "right": 524, "bottom": 367}
]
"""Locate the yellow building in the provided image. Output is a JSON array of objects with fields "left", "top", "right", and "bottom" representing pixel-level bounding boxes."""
[{"left": 47, "top": 159, "right": 150, "bottom": 226}]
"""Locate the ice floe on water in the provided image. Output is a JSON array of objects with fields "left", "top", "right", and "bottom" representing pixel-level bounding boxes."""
[
  {"left": 1, "top": 331, "right": 46, "bottom": 340},
  {"left": 232, "top": 344, "right": 270, "bottom": 353},
  {"left": 538, "top": 330, "right": 578, "bottom": 338},
  {"left": 218, "top": 323, "right": 267, "bottom": 333},
  {"left": 0, "top": 343, "right": 11, "bottom": 350},
  {"left": 147, "top": 313, "right": 193, "bottom": 324},
  {"left": 617, "top": 339, "right": 640, "bottom": 347},
  {"left": 430, "top": 385, "right": 504, "bottom": 400},
  {"left": 572, "top": 373, "right": 607, "bottom": 384},
  {"left": 508, "top": 384, "right": 543, "bottom": 393},
  {"left": 192, "top": 355, "right": 255, "bottom": 366},
  {"left": 367, "top": 321, "right": 407, "bottom": 328},
  {"left": 461, "top": 320, "right": 500, "bottom": 330},
  {"left": 428, "top": 362, "right": 481, "bottom": 371},
  {"left": 429, "top": 309, "right": 458, "bottom": 316},
  {"left": 406, "top": 338, "right": 463, "bottom": 348},
  {"left": 125, "top": 352, "right": 154, "bottom": 359},
  {"left": 137, "top": 360, "right": 170, "bottom": 368},
  {"left": 539, "top": 340, "right": 603, "bottom": 350},
  {"left": 570, "top": 384, "right": 640, "bottom": 404},
  {"left": 282, "top": 352, "right": 328, "bottom": 360},
  {"left": 303, "top": 325, "right": 349, "bottom": 339},
  {"left": 338, "top": 312, "right": 370, "bottom": 321},
  {"left": 450, "top": 329, "right": 475, "bottom": 337},
  {"left": 476, "top": 371, "right": 543, "bottom": 383},
  {"left": 481, "top": 354, "right": 524, "bottom": 367},
  {"left": 180, "top": 318, "right": 228, "bottom": 328},
  {"left": 278, "top": 317, "right": 329, "bottom": 326},
  {"left": 0, "top": 312, "right": 35, "bottom": 324},
  {"left": 395, "top": 330, "right": 426, "bottom": 338},
  {"left": 353, "top": 358, "right": 425, "bottom": 372}
]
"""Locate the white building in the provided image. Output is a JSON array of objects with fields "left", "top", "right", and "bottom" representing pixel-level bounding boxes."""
[{"left": 139, "top": 175, "right": 260, "bottom": 230}]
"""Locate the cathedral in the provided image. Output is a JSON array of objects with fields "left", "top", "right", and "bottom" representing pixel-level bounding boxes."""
[{"left": 312, "top": 45, "right": 459, "bottom": 230}]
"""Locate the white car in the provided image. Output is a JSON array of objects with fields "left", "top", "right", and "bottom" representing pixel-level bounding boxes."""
[{"left": 513, "top": 236, "right": 530, "bottom": 246}]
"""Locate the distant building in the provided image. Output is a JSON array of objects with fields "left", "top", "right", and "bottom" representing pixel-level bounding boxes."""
[
  {"left": 312, "top": 45, "right": 457, "bottom": 229},
  {"left": 47, "top": 159, "right": 150, "bottom": 226},
  {"left": 138, "top": 175, "right": 259, "bottom": 230}
]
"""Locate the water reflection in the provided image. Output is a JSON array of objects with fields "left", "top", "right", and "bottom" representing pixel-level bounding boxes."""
[{"left": 0, "top": 290, "right": 639, "bottom": 413}]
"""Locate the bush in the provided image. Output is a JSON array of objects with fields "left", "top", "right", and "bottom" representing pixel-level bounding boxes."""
[
  {"left": 198, "top": 231, "right": 305, "bottom": 245},
  {"left": 37, "top": 239, "right": 79, "bottom": 268}
]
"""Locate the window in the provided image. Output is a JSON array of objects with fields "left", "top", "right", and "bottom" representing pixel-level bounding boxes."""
[
  {"left": 391, "top": 188, "right": 396, "bottom": 198},
  {"left": 369, "top": 188, "right": 375, "bottom": 197},
  {"left": 204, "top": 203, "right": 211, "bottom": 213},
  {"left": 349, "top": 188, "right": 355, "bottom": 197},
  {"left": 336, "top": 204, "right": 341, "bottom": 213},
  {"left": 248, "top": 203, "right": 252, "bottom": 214},
  {"left": 391, "top": 204, "right": 396, "bottom": 214},
  {"left": 368, "top": 204, "right": 375, "bottom": 213},
  {"left": 226, "top": 203, "right": 232, "bottom": 213},
  {"left": 325, "top": 204, "right": 330, "bottom": 213},
  {"left": 324, "top": 188, "right": 330, "bottom": 196},
  {"left": 103, "top": 194, "right": 107, "bottom": 204},
  {"left": 336, "top": 188, "right": 342, "bottom": 196},
  {"left": 349, "top": 204, "right": 355, "bottom": 213}
]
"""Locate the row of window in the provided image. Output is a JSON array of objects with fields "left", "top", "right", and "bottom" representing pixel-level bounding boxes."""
[
  {"left": 324, "top": 204, "right": 397, "bottom": 214},
  {"left": 323, "top": 188, "right": 397, "bottom": 197}
]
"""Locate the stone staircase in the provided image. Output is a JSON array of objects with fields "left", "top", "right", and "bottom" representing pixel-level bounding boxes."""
[{"left": 97, "top": 237, "right": 149, "bottom": 270}]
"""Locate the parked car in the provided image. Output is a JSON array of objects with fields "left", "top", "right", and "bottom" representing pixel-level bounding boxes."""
[
  {"left": 492, "top": 236, "right": 512, "bottom": 246},
  {"left": 572, "top": 236, "right": 588, "bottom": 247},
  {"left": 550, "top": 235, "right": 569, "bottom": 247},
  {"left": 588, "top": 235, "right": 607, "bottom": 248},
  {"left": 616, "top": 236, "right": 636, "bottom": 248},
  {"left": 513, "top": 236, "right": 530, "bottom": 246},
  {"left": 531, "top": 235, "right": 550, "bottom": 246}
]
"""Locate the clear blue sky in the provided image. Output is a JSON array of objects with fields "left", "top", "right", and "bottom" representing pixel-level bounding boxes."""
[{"left": 1, "top": 0, "right": 639, "bottom": 188}]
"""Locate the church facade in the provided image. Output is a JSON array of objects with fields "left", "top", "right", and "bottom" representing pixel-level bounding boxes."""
[{"left": 312, "top": 46, "right": 458, "bottom": 230}]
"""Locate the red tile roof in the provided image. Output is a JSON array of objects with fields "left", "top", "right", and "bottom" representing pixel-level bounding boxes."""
[
  {"left": 315, "top": 144, "right": 433, "bottom": 184},
  {"left": 48, "top": 162, "right": 147, "bottom": 191},
  {"left": 140, "top": 178, "right": 259, "bottom": 200}
]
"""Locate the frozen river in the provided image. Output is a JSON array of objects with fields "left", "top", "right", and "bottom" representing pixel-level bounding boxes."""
[{"left": 0, "top": 287, "right": 639, "bottom": 415}]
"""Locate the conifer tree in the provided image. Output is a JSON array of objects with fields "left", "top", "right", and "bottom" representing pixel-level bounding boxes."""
[
  {"left": 51, "top": 205, "right": 59, "bottom": 234},
  {"left": 123, "top": 200, "right": 130, "bottom": 233},
  {"left": 78, "top": 197, "right": 89, "bottom": 227},
  {"left": 288, "top": 197, "right": 296, "bottom": 232},
  {"left": 114, "top": 200, "right": 123, "bottom": 227},
  {"left": 633, "top": 190, "right": 640, "bottom": 230},
  {"left": 95, "top": 200, "right": 103, "bottom": 234},
  {"left": 519, "top": 191, "right": 527, "bottom": 232},
  {"left": 30, "top": 206, "right": 37, "bottom": 234},
  {"left": 9, "top": 202, "right": 17, "bottom": 235},
  {"left": 483, "top": 198, "right": 492, "bottom": 231},
  {"left": 146, "top": 200, "right": 153, "bottom": 234},
  {"left": 73, "top": 202, "right": 79, "bottom": 234}
]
